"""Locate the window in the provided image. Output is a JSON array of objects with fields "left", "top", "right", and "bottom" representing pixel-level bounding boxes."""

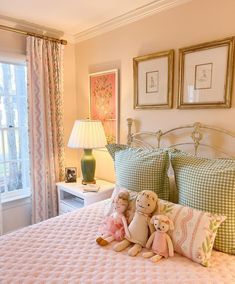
[{"left": 0, "top": 60, "right": 30, "bottom": 202}]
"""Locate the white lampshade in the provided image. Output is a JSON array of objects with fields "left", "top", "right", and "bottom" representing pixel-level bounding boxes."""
[{"left": 67, "top": 119, "right": 107, "bottom": 149}]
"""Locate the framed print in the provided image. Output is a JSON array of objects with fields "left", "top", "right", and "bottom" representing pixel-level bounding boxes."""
[
  {"left": 133, "top": 49, "right": 174, "bottom": 109},
  {"left": 178, "top": 37, "right": 235, "bottom": 109},
  {"left": 89, "top": 69, "right": 119, "bottom": 144},
  {"left": 194, "top": 63, "right": 213, "bottom": 90},
  {"left": 65, "top": 167, "right": 77, "bottom": 183}
]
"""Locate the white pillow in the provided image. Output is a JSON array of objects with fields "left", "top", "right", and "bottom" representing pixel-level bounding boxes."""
[{"left": 159, "top": 199, "right": 226, "bottom": 267}]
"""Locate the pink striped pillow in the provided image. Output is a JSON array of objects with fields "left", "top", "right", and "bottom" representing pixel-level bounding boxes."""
[{"left": 159, "top": 199, "right": 226, "bottom": 267}]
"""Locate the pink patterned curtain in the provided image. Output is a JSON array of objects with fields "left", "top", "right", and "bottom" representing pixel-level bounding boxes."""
[
  {"left": 27, "top": 36, "right": 65, "bottom": 223},
  {"left": 0, "top": 197, "right": 2, "bottom": 235}
]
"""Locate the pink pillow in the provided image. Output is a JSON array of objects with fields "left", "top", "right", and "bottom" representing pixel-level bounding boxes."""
[{"left": 159, "top": 199, "right": 226, "bottom": 267}]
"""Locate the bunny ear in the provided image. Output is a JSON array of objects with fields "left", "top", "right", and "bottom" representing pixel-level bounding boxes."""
[{"left": 150, "top": 215, "right": 157, "bottom": 224}]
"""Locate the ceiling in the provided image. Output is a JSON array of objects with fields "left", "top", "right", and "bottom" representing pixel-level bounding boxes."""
[{"left": 0, "top": 0, "right": 190, "bottom": 42}]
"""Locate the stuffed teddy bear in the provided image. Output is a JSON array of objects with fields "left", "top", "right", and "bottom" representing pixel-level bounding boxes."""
[
  {"left": 113, "top": 190, "right": 158, "bottom": 257},
  {"left": 96, "top": 190, "right": 130, "bottom": 246},
  {"left": 142, "top": 214, "right": 174, "bottom": 262}
]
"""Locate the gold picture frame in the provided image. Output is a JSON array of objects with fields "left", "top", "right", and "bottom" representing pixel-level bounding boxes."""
[
  {"left": 133, "top": 49, "right": 174, "bottom": 109},
  {"left": 178, "top": 37, "right": 235, "bottom": 109}
]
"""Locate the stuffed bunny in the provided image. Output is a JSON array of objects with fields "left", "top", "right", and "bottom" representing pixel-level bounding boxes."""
[
  {"left": 113, "top": 190, "right": 158, "bottom": 257},
  {"left": 142, "top": 214, "right": 174, "bottom": 262},
  {"left": 96, "top": 190, "right": 130, "bottom": 246}
]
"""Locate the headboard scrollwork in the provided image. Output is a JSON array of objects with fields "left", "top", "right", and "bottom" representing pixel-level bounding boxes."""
[{"left": 127, "top": 118, "right": 235, "bottom": 158}]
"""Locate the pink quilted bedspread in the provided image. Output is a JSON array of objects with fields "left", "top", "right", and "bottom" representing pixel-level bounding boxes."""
[{"left": 0, "top": 200, "right": 235, "bottom": 284}]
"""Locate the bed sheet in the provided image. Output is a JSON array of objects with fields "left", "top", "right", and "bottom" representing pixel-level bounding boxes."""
[{"left": 0, "top": 200, "right": 235, "bottom": 284}]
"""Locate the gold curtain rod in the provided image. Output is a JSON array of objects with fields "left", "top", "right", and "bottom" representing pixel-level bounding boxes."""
[{"left": 0, "top": 24, "right": 67, "bottom": 45}]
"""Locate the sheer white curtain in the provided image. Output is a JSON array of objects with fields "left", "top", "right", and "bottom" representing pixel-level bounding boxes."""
[{"left": 27, "top": 36, "right": 65, "bottom": 224}]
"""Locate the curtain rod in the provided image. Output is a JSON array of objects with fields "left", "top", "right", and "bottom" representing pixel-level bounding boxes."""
[{"left": 0, "top": 24, "right": 67, "bottom": 45}]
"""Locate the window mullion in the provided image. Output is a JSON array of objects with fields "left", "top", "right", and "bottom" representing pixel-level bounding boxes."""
[
  {"left": 0, "top": 60, "right": 30, "bottom": 199},
  {"left": 0, "top": 129, "right": 7, "bottom": 194}
]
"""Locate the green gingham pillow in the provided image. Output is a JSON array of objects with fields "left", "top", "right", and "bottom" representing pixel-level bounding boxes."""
[
  {"left": 106, "top": 144, "right": 170, "bottom": 200},
  {"left": 106, "top": 144, "right": 129, "bottom": 160},
  {"left": 170, "top": 149, "right": 235, "bottom": 255}
]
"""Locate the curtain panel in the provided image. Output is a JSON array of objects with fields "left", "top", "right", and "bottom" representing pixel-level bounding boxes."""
[
  {"left": 0, "top": 195, "right": 2, "bottom": 235},
  {"left": 27, "top": 37, "right": 65, "bottom": 223}
]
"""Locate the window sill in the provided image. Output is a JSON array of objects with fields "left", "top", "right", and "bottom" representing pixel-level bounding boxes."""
[{"left": 1, "top": 193, "right": 31, "bottom": 204}]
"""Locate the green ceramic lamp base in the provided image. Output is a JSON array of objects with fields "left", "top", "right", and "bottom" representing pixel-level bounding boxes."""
[{"left": 81, "top": 149, "right": 96, "bottom": 184}]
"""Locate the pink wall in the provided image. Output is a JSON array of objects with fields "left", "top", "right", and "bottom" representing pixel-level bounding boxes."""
[
  {"left": 62, "top": 43, "right": 78, "bottom": 169},
  {"left": 0, "top": 30, "right": 26, "bottom": 54},
  {"left": 75, "top": 0, "right": 235, "bottom": 181}
]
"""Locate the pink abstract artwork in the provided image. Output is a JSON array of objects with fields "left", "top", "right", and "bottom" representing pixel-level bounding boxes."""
[{"left": 90, "top": 70, "right": 118, "bottom": 144}]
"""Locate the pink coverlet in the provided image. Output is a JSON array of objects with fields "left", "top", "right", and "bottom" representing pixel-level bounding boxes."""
[{"left": 0, "top": 200, "right": 235, "bottom": 284}]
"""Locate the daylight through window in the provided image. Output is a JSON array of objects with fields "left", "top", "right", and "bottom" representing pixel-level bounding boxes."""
[{"left": 0, "top": 61, "right": 30, "bottom": 201}]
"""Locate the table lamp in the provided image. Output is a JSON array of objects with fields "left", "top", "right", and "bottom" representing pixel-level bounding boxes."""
[{"left": 67, "top": 119, "right": 107, "bottom": 184}]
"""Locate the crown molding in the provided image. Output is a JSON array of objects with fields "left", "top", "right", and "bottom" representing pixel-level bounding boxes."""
[
  {"left": 0, "top": 15, "right": 75, "bottom": 44},
  {"left": 0, "top": 14, "right": 65, "bottom": 39},
  {"left": 74, "top": 0, "right": 192, "bottom": 43},
  {"left": 0, "top": 16, "right": 77, "bottom": 44},
  {"left": 62, "top": 33, "right": 75, "bottom": 44}
]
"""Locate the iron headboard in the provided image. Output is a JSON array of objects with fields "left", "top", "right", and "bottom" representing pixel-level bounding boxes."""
[{"left": 127, "top": 118, "right": 235, "bottom": 158}]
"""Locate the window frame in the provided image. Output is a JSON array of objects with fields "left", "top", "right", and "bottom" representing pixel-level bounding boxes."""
[{"left": 0, "top": 53, "right": 31, "bottom": 203}]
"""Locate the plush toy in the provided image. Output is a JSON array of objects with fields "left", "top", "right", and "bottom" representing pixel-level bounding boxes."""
[
  {"left": 96, "top": 191, "right": 130, "bottom": 246},
  {"left": 113, "top": 190, "right": 158, "bottom": 257},
  {"left": 142, "top": 214, "right": 174, "bottom": 262}
]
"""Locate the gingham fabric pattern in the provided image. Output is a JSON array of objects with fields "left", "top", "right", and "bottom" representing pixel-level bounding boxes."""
[
  {"left": 106, "top": 143, "right": 129, "bottom": 160},
  {"left": 170, "top": 150, "right": 235, "bottom": 255},
  {"left": 113, "top": 147, "right": 170, "bottom": 200}
]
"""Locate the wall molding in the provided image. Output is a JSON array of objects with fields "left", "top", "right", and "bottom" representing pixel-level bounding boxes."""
[
  {"left": 0, "top": 15, "right": 64, "bottom": 39},
  {"left": 74, "top": 0, "right": 192, "bottom": 43},
  {"left": 0, "top": 0, "right": 192, "bottom": 44}
]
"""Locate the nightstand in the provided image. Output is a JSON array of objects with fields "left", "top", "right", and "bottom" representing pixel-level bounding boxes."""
[{"left": 56, "top": 179, "right": 114, "bottom": 215}]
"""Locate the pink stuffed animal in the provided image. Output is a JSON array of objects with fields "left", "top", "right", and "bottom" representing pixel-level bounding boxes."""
[
  {"left": 142, "top": 214, "right": 174, "bottom": 262},
  {"left": 96, "top": 191, "right": 130, "bottom": 246}
]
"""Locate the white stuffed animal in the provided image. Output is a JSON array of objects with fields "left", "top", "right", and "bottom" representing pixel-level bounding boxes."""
[
  {"left": 142, "top": 214, "right": 174, "bottom": 263},
  {"left": 113, "top": 190, "right": 158, "bottom": 257}
]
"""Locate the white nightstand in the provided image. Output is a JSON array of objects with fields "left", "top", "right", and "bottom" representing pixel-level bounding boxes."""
[{"left": 56, "top": 179, "right": 114, "bottom": 215}]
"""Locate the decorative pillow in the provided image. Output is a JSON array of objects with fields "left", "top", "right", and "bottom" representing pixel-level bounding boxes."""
[
  {"left": 170, "top": 150, "right": 235, "bottom": 255},
  {"left": 106, "top": 143, "right": 129, "bottom": 160},
  {"left": 106, "top": 144, "right": 170, "bottom": 200},
  {"left": 159, "top": 199, "right": 226, "bottom": 267}
]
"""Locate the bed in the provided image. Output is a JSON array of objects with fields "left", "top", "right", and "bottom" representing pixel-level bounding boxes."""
[{"left": 1, "top": 119, "right": 235, "bottom": 284}]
